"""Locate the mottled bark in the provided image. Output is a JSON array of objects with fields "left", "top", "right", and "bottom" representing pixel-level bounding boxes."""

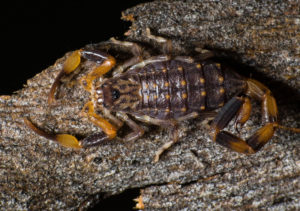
[{"left": 1, "top": 0, "right": 300, "bottom": 210}]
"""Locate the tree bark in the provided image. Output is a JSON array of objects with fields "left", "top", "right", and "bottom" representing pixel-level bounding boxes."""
[{"left": 1, "top": 0, "right": 300, "bottom": 210}]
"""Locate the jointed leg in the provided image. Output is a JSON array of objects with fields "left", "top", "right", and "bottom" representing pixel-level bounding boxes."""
[
  {"left": 110, "top": 29, "right": 172, "bottom": 75},
  {"left": 102, "top": 107, "right": 124, "bottom": 128},
  {"left": 109, "top": 38, "right": 143, "bottom": 76},
  {"left": 134, "top": 115, "right": 179, "bottom": 162},
  {"left": 154, "top": 125, "right": 179, "bottom": 162},
  {"left": 146, "top": 28, "right": 172, "bottom": 55},
  {"left": 194, "top": 48, "right": 215, "bottom": 61},
  {"left": 128, "top": 55, "right": 171, "bottom": 71},
  {"left": 116, "top": 112, "right": 144, "bottom": 141}
]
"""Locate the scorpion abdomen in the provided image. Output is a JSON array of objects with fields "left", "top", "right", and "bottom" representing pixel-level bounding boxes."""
[{"left": 127, "top": 58, "right": 246, "bottom": 120}]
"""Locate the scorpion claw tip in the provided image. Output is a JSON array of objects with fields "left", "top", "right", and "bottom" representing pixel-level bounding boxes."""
[{"left": 55, "top": 134, "right": 82, "bottom": 149}]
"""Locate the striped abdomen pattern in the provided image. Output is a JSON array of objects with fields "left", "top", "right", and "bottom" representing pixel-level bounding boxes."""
[{"left": 130, "top": 59, "right": 230, "bottom": 119}]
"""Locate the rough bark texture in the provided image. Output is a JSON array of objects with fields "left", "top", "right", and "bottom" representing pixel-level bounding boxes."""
[{"left": 1, "top": 0, "right": 300, "bottom": 210}]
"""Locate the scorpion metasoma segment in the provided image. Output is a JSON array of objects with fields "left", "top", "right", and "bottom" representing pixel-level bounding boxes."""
[{"left": 24, "top": 29, "right": 300, "bottom": 162}]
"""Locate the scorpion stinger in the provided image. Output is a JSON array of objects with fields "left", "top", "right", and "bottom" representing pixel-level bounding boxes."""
[{"left": 210, "top": 79, "right": 300, "bottom": 154}]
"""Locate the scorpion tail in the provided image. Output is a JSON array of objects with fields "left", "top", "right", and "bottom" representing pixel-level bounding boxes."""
[{"left": 210, "top": 79, "right": 300, "bottom": 154}]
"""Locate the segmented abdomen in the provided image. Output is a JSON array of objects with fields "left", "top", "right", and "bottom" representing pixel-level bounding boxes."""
[{"left": 130, "top": 58, "right": 243, "bottom": 119}]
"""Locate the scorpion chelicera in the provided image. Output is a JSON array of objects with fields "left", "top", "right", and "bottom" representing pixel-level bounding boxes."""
[{"left": 24, "top": 29, "right": 300, "bottom": 162}]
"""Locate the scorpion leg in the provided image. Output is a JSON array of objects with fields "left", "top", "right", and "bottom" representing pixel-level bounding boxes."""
[
  {"left": 48, "top": 49, "right": 116, "bottom": 103},
  {"left": 152, "top": 111, "right": 216, "bottom": 162},
  {"left": 109, "top": 38, "right": 143, "bottom": 76},
  {"left": 128, "top": 55, "right": 171, "bottom": 71},
  {"left": 154, "top": 124, "right": 179, "bottom": 163},
  {"left": 102, "top": 107, "right": 124, "bottom": 128},
  {"left": 146, "top": 28, "right": 172, "bottom": 55},
  {"left": 134, "top": 115, "right": 179, "bottom": 162},
  {"left": 116, "top": 112, "right": 144, "bottom": 141},
  {"left": 194, "top": 48, "right": 215, "bottom": 61},
  {"left": 146, "top": 28, "right": 214, "bottom": 60}
]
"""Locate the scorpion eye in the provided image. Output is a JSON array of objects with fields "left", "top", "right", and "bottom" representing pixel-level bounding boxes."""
[{"left": 112, "top": 89, "right": 120, "bottom": 100}]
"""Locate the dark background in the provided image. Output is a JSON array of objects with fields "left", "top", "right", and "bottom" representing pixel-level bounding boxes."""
[
  {"left": 0, "top": 0, "right": 149, "bottom": 95},
  {"left": 1, "top": 0, "right": 149, "bottom": 210}
]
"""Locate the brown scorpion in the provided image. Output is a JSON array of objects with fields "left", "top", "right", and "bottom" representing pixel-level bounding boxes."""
[{"left": 24, "top": 29, "right": 300, "bottom": 162}]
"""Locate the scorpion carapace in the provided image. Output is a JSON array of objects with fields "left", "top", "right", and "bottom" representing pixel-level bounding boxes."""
[{"left": 24, "top": 29, "right": 300, "bottom": 162}]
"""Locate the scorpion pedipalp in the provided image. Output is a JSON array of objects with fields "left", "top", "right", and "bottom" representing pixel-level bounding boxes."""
[{"left": 24, "top": 118, "right": 81, "bottom": 149}]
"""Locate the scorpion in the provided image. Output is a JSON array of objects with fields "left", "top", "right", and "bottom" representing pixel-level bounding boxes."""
[{"left": 24, "top": 29, "right": 300, "bottom": 162}]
